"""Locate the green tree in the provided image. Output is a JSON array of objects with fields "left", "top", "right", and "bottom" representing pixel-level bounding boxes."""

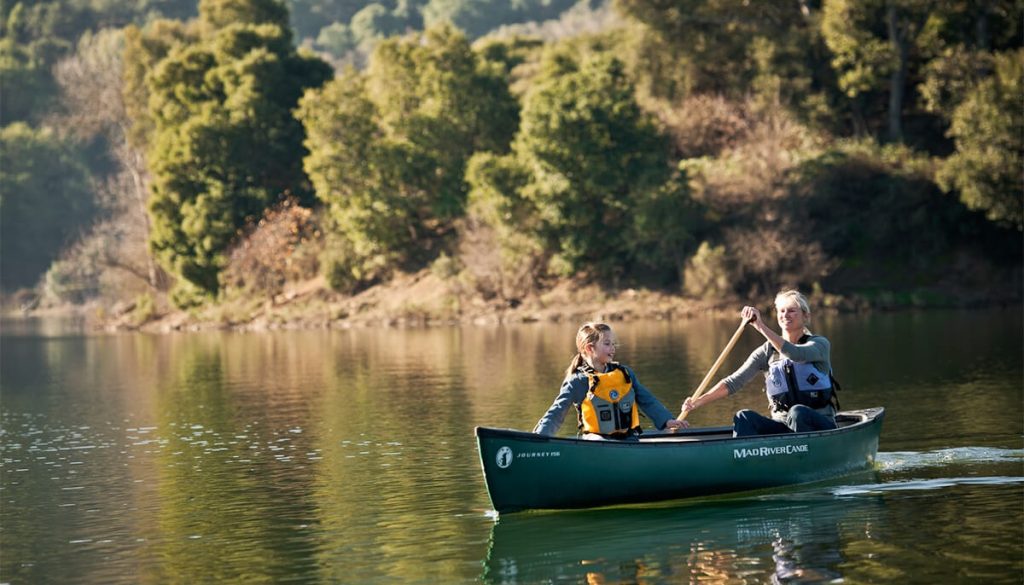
[
  {"left": 0, "top": 37, "right": 56, "bottom": 124},
  {"left": 519, "top": 53, "right": 665, "bottom": 276},
  {"left": 299, "top": 70, "right": 411, "bottom": 286},
  {"left": 0, "top": 0, "right": 199, "bottom": 125},
  {"left": 917, "top": 2, "right": 1020, "bottom": 121},
  {"left": 349, "top": 3, "right": 403, "bottom": 47},
  {"left": 298, "top": 25, "right": 518, "bottom": 288},
  {"left": 469, "top": 48, "right": 701, "bottom": 283},
  {"left": 314, "top": 21, "right": 355, "bottom": 57},
  {"left": 423, "top": 0, "right": 504, "bottom": 38},
  {"left": 421, "top": 0, "right": 579, "bottom": 39},
  {"left": 286, "top": 0, "right": 381, "bottom": 42},
  {"left": 197, "top": 0, "right": 290, "bottom": 32},
  {"left": 123, "top": 19, "right": 196, "bottom": 151},
  {"left": 0, "top": 1, "right": 80, "bottom": 124},
  {"left": 614, "top": 0, "right": 816, "bottom": 100},
  {"left": 464, "top": 150, "right": 542, "bottom": 296},
  {"left": 822, "top": 0, "right": 956, "bottom": 142},
  {"left": 918, "top": 46, "right": 994, "bottom": 119},
  {"left": 937, "top": 49, "right": 1023, "bottom": 230},
  {"left": 145, "top": 1, "right": 331, "bottom": 303},
  {"left": 0, "top": 123, "right": 96, "bottom": 291}
]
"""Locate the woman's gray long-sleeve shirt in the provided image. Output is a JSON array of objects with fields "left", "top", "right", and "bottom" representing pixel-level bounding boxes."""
[
  {"left": 722, "top": 335, "right": 835, "bottom": 419},
  {"left": 532, "top": 364, "right": 675, "bottom": 436}
]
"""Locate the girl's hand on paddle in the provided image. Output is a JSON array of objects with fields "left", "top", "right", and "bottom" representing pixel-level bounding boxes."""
[{"left": 664, "top": 418, "right": 689, "bottom": 431}]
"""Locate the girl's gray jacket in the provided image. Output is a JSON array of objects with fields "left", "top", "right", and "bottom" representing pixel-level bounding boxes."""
[{"left": 532, "top": 364, "right": 675, "bottom": 436}]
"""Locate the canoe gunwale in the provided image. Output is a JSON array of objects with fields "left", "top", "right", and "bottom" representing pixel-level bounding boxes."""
[{"left": 476, "top": 407, "right": 884, "bottom": 447}]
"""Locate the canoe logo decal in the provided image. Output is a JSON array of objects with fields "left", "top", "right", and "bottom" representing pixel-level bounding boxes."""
[
  {"left": 496, "top": 446, "right": 514, "bottom": 469},
  {"left": 495, "top": 446, "right": 562, "bottom": 468},
  {"left": 733, "top": 444, "right": 809, "bottom": 459}
]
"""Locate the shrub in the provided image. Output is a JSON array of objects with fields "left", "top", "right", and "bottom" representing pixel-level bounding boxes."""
[
  {"left": 319, "top": 233, "right": 381, "bottom": 295},
  {"left": 722, "top": 226, "right": 835, "bottom": 299},
  {"left": 131, "top": 292, "right": 156, "bottom": 326},
  {"left": 682, "top": 241, "right": 730, "bottom": 299},
  {"left": 430, "top": 252, "right": 461, "bottom": 281},
  {"left": 220, "top": 198, "right": 322, "bottom": 297},
  {"left": 44, "top": 258, "right": 99, "bottom": 305},
  {"left": 655, "top": 94, "right": 751, "bottom": 159}
]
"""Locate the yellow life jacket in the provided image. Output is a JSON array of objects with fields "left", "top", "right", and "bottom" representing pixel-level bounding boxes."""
[{"left": 578, "top": 363, "right": 640, "bottom": 436}]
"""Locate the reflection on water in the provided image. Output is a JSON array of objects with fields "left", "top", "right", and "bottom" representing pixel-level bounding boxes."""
[
  {"left": 484, "top": 457, "right": 1024, "bottom": 585},
  {"left": 1, "top": 308, "right": 1022, "bottom": 584},
  {"left": 484, "top": 494, "right": 875, "bottom": 584}
]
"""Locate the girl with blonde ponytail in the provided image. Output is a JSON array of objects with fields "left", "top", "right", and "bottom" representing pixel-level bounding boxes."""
[{"left": 535, "top": 322, "right": 687, "bottom": 439}]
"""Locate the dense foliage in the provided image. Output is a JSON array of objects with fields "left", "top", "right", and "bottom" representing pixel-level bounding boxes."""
[
  {"left": 1, "top": 0, "right": 1020, "bottom": 313},
  {"left": 0, "top": 123, "right": 96, "bottom": 290},
  {"left": 303, "top": 0, "right": 580, "bottom": 61},
  {"left": 466, "top": 46, "right": 701, "bottom": 288},
  {"left": 937, "top": 49, "right": 1023, "bottom": 230},
  {"left": 298, "top": 25, "right": 518, "bottom": 291},
  {"left": 143, "top": 0, "right": 331, "bottom": 304}
]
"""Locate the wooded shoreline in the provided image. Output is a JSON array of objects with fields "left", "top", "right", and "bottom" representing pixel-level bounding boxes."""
[{"left": 4, "top": 1, "right": 1020, "bottom": 331}]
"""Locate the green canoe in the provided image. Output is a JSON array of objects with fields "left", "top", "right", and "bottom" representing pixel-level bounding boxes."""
[{"left": 476, "top": 407, "right": 884, "bottom": 514}]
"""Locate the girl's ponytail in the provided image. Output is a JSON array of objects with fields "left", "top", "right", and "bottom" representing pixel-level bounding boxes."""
[
  {"left": 564, "top": 353, "right": 587, "bottom": 378},
  {"left": 564, "top": 322, "right": 612, "bottom": 377}
]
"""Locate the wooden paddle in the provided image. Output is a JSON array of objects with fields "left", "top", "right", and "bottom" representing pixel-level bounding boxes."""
[{"left": 679, "top": 316, "right": 752, "bottom": 421}]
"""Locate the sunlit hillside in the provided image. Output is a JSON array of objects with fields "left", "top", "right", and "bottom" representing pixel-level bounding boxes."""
[{"left": 1, "top": 0, "right": 1020, "bottom": 330}]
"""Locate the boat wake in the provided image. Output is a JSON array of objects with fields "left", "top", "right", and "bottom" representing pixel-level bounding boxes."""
[
  {"left": 832, "top": 475, "right": 1024, "bottom": 496},
  {"left": 827, "top": 447, "right": 1024, "bottom": 496},
  {"left": 876, "top": 446, "right": 1023, "bottom": 472}
]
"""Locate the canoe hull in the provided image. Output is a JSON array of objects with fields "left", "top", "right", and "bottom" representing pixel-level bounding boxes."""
[{"left": 476, "top": 407, "right": 884, "bottom": 513}]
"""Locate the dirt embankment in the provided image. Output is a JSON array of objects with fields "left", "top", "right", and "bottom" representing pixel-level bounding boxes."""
[
  {"left": 115, "top": 272, "right": 733, "bottom": 332},
  {"left": 15, "top": 271, "right": 726, "bottom": 332},
  {"left": 11, "top": 266, "right": 1020, "bottom": 333}
]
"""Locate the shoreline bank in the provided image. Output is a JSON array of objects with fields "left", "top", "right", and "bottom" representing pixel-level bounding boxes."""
[{"left": 5, "top": 270, "right": 1020, "bottom": 334}]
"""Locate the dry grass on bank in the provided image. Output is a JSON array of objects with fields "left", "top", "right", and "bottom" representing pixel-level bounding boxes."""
[
  {"left": 95, "top": 270, "right": 728, "bottom": 332},
  {"left": 7, "top": 267, "right": 1016, "bottom": 334}
]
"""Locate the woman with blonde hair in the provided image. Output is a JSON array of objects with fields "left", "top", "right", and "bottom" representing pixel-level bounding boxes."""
[
  {"left": 681, "top": 290, "right": 839, "bottom": 436},
  {"left": 533, "top": 322, "right": 687, "bottom": 440}
]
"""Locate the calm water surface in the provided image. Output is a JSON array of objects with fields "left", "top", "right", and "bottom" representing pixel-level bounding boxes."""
[{"left": 1, "top": 309, "right": 1022, "bottom": 584}]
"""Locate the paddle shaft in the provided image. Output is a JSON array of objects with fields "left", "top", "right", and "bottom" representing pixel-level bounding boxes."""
[{"left": 680, "top": 317, "right": 751, "bottom": 420}]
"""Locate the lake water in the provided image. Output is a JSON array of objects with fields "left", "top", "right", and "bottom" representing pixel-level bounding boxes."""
[{"left": 2, "top": 309, "right": 1022, "bottom": 584}]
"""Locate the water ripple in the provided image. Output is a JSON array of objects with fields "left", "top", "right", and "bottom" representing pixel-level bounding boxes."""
[
  {"left": 877, "top": 447, "right": 1024, "bottom": 472},
  {"left": 833, "top": 475, "right": 1024, "bottom": 496}
]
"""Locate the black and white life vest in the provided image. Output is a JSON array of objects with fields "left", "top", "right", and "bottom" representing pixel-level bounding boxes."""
[
  {"left": 765, "top": 337, "right": 838, "bottom": 411},
  {"left": 577, "top": 363, "right": 640, "bottom": 437}
]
